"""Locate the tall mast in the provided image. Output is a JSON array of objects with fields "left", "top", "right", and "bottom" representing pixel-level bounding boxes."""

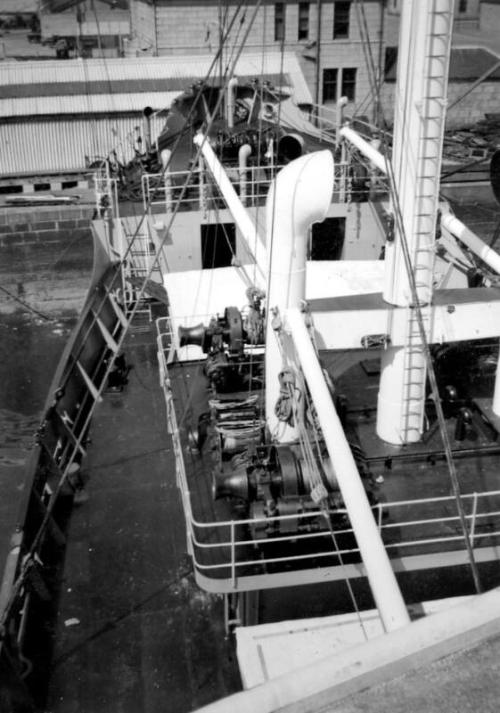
[{"left": 377, "top": 0, "right": 454, "bottom": 444}]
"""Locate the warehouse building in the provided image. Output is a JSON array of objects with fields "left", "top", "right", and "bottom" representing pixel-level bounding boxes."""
[{"left": 0, "top": 51, "right": 311, "bottom": 190}]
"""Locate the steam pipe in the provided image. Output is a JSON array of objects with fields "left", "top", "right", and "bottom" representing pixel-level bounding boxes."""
[
  {"left": 227, "top": 77, "right": 239, "bottom": 129},
  {"left": 194, "top": 133, "right": 266, "bottom": 286},
  {"left": 265, "top": 150, "right": 334, "bottom": 442},
  {"left": 286, "top": 307, "right": 410, "bottom": 631},
  {"left": 238, "top": 143, "right": 252, "bottom": 206},
  {"left": 160, "top": 148, "right": 173, "bottom": 212},
  {"left": 143, "top": 106, "right": 153, "bottom": 152}
]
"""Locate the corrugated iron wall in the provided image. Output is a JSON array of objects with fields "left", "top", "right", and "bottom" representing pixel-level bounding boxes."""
[{"left": 0, "top": 114, "right": 166, "bottom": 175}]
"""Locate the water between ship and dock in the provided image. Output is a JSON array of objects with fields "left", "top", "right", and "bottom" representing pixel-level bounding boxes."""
[{"left": 2, "top": 198, "right": 500, "bottom": 712}]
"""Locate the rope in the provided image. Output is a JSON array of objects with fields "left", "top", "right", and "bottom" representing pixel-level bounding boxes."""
[
  {"left": 271, "top": 316, "right": 369, "bottom": 639},
  {"left": 0, "top": 0, "right": 264, "bottom": 632}
]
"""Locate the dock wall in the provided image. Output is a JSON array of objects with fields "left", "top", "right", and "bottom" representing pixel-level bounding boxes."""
[
  {"left": 0, "top": 204, "right": 95, "bottom": 316},
  {"left": 0, "top": 204, "right": 94, "bottom": 247}
]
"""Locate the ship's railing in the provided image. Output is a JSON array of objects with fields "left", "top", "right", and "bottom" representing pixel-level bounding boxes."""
[
  {"left": 142, "top": 160, "right": 369, "bottom": 214},
  {"left": 180, "top": 489, "right": 500, "bottom": 584},
  {"left": 156, "top": 317, "right": 500, "bottom": 590},
  {"left": 90, "top": 158, "right": 120, "bottom": 223}
]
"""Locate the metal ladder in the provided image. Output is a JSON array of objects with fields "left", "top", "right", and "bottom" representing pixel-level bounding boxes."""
[
  {"left": 401, "top": 1, "right": 453, "bottom": 439},
  {"left": 118, "top": 216, "right": 164, "bottom": 324}
]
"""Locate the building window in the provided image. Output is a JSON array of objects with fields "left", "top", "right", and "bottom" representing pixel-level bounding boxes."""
[
  {"left": 201, "top": 223, "right": 236, "bottom": 269},
  {"left": 384, "top": 47, "right": 398, "bottom": 77},
  {"left": 333, "top": 1, "right": 351, "bottom": 39},
  {"left": 322, "top": 68, "right": 338, "bottom": 102},
  {"left": 342, "top": 67, "right": 357, "bottom": 101},
  {"left": 298, "top": 2, "right": 310, "bottom": 40},
  {"left": 323, "top": 67, "right": 357, "bottom": 103},
  {"left": 458, "top": 0, "right": 467, "bottom": 12},
  {"left": 275, "top": 2, "right": 286, "bottom": 41}
]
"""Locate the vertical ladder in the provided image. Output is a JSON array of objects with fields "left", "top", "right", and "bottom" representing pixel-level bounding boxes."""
[
  {"left": 400, "top": 1, "right": 453, "bottom": 438},
  {"left": 118, "top": 217, "right": 164, "bottom": 323}
]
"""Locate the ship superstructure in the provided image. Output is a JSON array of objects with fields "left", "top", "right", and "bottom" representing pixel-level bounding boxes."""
[
  {"left": 96, "top": 0, "right": 500, "bottom": 630},
  {"left": 3, "top": 1, "right": 500, "bottom": 710}
]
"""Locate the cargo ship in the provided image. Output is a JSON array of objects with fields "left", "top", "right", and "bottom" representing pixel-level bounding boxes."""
[{"left": 2, "top": 1, "right": 500, "bottom": 711}]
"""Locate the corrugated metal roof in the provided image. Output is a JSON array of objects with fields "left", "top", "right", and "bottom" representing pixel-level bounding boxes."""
[
  {"left": 0, "top": 114, "right": 166, "bottom": 174},
  {"left": 0, "top": 52, "right": 312, "bottom": 117}
]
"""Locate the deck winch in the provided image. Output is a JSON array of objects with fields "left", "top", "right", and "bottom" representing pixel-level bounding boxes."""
[
  {"left": 213, "top": 443, "right": 342, "bottom": 535},
  {"left": 179, "top": 290, "right": 265, "bottom": 392}
]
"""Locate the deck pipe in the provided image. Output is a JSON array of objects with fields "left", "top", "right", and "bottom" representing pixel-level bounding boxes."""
[
  {"left": 193, "top": 133, "right": 266, "bottom": 287},
  {"left": 264, "top": 150, "right": 333, "bottom": 442},
  {"left": 227, "top": 77, "right": 239, "bottom": 129},
  {"left": 286, "top": 307, "right": 410, "bottom": 632},
  {"left": 143, "top": 106, "right": 153, "bottom": 152},
  {"left": 160, "top": 148, "right": 173, "bottom": 212},
  {"left": 238, "top": 143, "right": 252, "bottom": 206}
]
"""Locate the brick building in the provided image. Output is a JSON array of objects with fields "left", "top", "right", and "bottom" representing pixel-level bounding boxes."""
[
  {"left": 128, "top": 1, "right": 500, "bottom": 130},
  {"left": 129, "top": 0, "right": 386, "bottom": 122}
]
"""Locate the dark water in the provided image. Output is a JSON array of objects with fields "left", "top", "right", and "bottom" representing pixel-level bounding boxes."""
[
  {"left": 0, "top": 225, "right": 91, "bottom": 463},
  {"left": 0, "top": 313, "right": 75, "bottom": 416},
  {"left": 0, "top": 312, "right": 77, "bottom": 591},
  {"left": 0, "top": 311, "right": 75, "bottom": 467},
  {"left": 0, "top": 313, "right": 76, "bottom": 460}
]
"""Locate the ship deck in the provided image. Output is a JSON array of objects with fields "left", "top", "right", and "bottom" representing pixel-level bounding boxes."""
[
  {"left": 46, "top": 322, "right": 241, "bottom": 713},
  {"left": 163, "top": 335, "right": 500, "bottom": 606}
]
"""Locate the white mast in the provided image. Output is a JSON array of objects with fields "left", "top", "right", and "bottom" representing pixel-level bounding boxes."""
[{"left": 377, "top": 0, "right": 454, "bottom": 444}]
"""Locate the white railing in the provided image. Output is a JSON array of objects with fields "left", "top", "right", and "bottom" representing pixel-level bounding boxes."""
[
  {"left": 141, "top": 160, "right": 373, "bottom": 214},
  {"left": 156, "top": 317, "right": 500, "bottom": 590}
]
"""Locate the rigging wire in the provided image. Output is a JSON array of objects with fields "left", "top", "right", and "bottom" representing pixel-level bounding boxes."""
[
  {"left": 351, "top": 0, "right": 388, "bottom": 127},
  {"left": 44, "top": 0, "right": 251, "bottom": 399},
  {"left": 0, "top": 284, "right": 54, "bottom": 322},
  {"left": 372, "top": 8, "right": 483, "bottom": 591},
  {"left": 0, "top": 0, "right": 265, "bottom": 630},
  {"left": 338, "top": 0, "right": 483, "bottom": 596},
  {"left": 272, "top": 322, "right": 369, "bottom": 637},
  {"left": 381, "top": 142, "right": 483, "bottom": 594},
  {"left": 264, "top": 2, "right": 288, "bottom": 327}
]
